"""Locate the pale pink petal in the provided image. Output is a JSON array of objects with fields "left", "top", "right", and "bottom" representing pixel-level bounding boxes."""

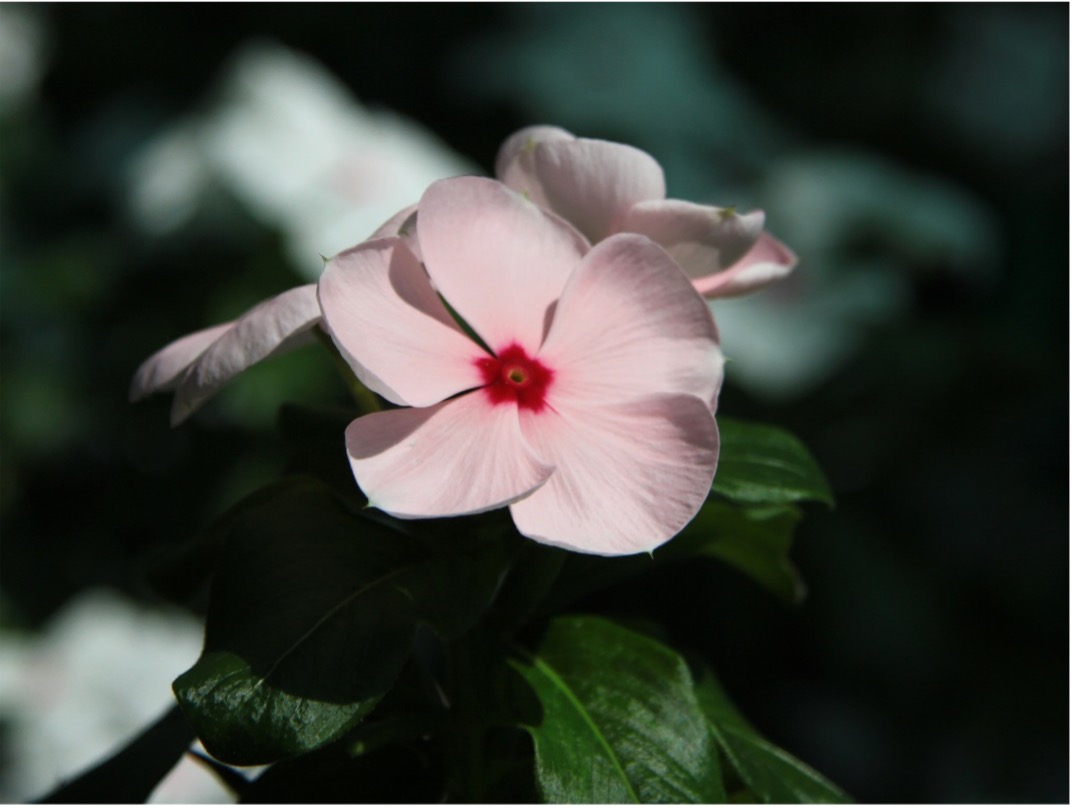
[
  {"left": 417, "top": 177, "right": 588, "bottom": 354},
  {"left": 318, "top": 237, "right": 487, "bottom": 408},
  {"left": 368, "top": 203, "right": 421, "bottom": 261},
  {"left": 511, "top": 395, "right": 719, "bottom": 555},
  {"left": 171, "top": 284, "right": 321, "bottom": 424},
  {"left": 618, "top": 200, "right": 765, "bottom": 281},
  {"left": 531, "top": 137, "right": 666, "bottom": 242},
  {"left": 346, "top": 393, "right": 554, "bottom": 518},
  {"left": 129, "top": 322, "right": 234, "bottom": 401},
  {"left": 697, "top": 231, "right": 799, "bottom": 298},
  {"left": 494, "top": 125, "right": 575, "bottom": 207},
  {"left": 538, "top": 234, "right": 723, "bottom": 409}
]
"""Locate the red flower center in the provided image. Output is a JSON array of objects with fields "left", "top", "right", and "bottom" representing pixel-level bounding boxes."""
[{"left": 476, "top": 343, "right": 553, "bottom": 412}]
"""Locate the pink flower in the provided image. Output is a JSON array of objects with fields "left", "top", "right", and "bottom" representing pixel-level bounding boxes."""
[
  {"left": 129, "top": 285, "right": 322, "bottom": 425},
  {"left": 129, "top": 206, "right": 417, "bottom": 424},
  {"left": 496, "top": 125, "right": 798, "bottom": 298},
  {"left": 318, "top": 176, "right": 722, "bottom": 556}
]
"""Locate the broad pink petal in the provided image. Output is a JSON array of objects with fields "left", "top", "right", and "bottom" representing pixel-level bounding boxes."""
[
  {"left": 495, "top": 125, "right": 575, "bottom": 206},
  {"left": 511, "top": 395, "right": 719, "bottom": 555},
  {"left": 618, "top": 200, "right": 765, "bottom": 281},
  {"left": 369, "top": 203, "right": 421, "bottom": 261},
  {"left": 417, "top": 177, "right": 588, "bottom": 354},
  {"left": 129, "top": 322, "right": 234, "bottom": 401},
  {"left": 171, "top": 284, "right": 321, "bottom": 424},
  {"left": 538, "top": 233, "right": 723, "bottom": 409},
  {"left": 697, "top": 231, "right": 799, "bottom": 298},
  {"left": 318, "top": 237, "right": 487, "bottom": 407},
  {"left": 346, "top": 393, "right": 554, "bottom": 518},
  {"left": 531, "top": 137, "right": 666, "bottom": 242}
]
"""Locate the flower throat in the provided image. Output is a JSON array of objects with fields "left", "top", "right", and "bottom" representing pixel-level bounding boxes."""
[{"left": 476, "top": 343, "right": 553, "bottom": 412}]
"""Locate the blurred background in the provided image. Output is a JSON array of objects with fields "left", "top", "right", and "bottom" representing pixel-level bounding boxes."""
[{"left": 0, "top": 4, "right": 1067, "bottom": 802}]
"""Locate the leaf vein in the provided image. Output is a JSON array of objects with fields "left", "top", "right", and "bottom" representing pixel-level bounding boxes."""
[
  {"left": 532, "top": 656, "right": 641, "bottom": 804},
  {"left": 256, "top": 565, "right": 414, "bottom": 686}
]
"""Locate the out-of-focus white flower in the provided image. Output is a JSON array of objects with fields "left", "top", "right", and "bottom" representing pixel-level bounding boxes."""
[
  {"left": 0, "top": 5, "right": 48, "bottom": 115},
  {"left": 711, "top": 150, "right": 998, "bottom": 399},
  {"left": 0, "top": 590, "right": 232, "bottom": 803},
  {"left": 125, "top": 40, "right": 476, "bottom": 279}
]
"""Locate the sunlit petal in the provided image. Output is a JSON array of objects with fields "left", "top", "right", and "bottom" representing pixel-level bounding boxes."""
[
  {"left": 318, "top": 238, "right": 486, "bottom": 407},
  {"left": 346, "top": 393, "right": 553, "bottom": 518},
  {"left": 171, "top": 284, "right": 321, "bottom": 424},
  {"left": 532, "top": 137, "right": 666, "bottom": 242},
  {"left": 697, "top": 231, "right": 798, "bottom": 298},
  {"left": 619, "top": 200, "right": 765, "bottom": 282},
  {"left": 129, "top": 322, "right": 234, "bottom": 402},
  {"left": 418, "top": 176, "right": 588, "bottom": 354},
  {"left": 512, "top": 395, "right": 718, "bottom": 555},
  {"left": 539, "top": 233, "right": 723, "bottom": 409}
]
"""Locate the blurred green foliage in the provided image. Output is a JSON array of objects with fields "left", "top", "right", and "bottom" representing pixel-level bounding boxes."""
[{"left": 0, "top": 3, "right": 1066, "bottom": 803}]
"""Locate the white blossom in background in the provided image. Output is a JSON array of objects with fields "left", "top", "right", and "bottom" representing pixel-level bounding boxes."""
[
  {"left": 0, "top": 590, "right": 231, "bottom": 803},
  {"left": 126, "top": 40, "right": 477, "bottom": 279},
  {"left": 0, "top": 4, "right": 48, "bottom": 243},
  {"left": 0, "top": 5, "right": 48, "bottom": 115},
  {"left": 710, "top": 150, "right": 998, "bottom": 399}
]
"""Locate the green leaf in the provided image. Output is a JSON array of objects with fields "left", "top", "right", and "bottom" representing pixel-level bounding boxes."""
[
  {"left": 673, "top": 499, "right": 807, "bottom": 604},
  {"left": 488, "top": 539, "right": 568, "bottom": 632},
  {"left": 543, "top": 498, "right": 807, "bottom": 611},
  {"left": 238, "top": 742, "right": 442, "bottom": 803},
  {"left": 174, "top": 477, "right": 511, "bottom": 765},
  {"left": 694, "top": 668, "right": 850, "bottom": 804},
  {"left": 277, "top": 402, "right": 364, "bottom": 504},
  {"left": 512, "top": 616, "right": 725, "bottom": 804},
  {"left": 714, "top": 418, "right": 834, "bottom": 506}
]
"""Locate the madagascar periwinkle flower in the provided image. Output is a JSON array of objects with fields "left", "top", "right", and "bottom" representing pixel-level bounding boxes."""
[
  {"left": 129, "top": 284, "right": 321, "bottom": 425},
  {"left": 317, "top": 176, "right": 722, "bottom": 555},
  {"left": 496, "top": 125, "right": 798, "bottom": 298},
  {"left": 128, "top": 206, "right": 417, "bottom": 424}
]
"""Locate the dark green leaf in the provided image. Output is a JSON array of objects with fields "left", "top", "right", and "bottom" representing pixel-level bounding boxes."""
[
  {"left": 672, "top": 499, "right": 807, "bottom": 604},
  {"left": 714, "top": 418, "right": 834, "bottom": 506},
  {"left": 535, "top": 552, "right": 652, "bottom": 617},
  {"left": 439, "top": 633, "right": 542, "bottom": 802},
  {"left": 239, "top": 742, "right": 442, "bottom": 803},
  {"left": 277, "top": 402, "right": 364, "bottom": 505},
  {"left": 543, "top": 498, "right": 807, "bottom": 611},
  {"left": 488, "top": 539, "right": 568, "bottom": 632},
  {"left": 174, "top": 477, "right": 512, "bottom": 765},
  {"left": 145, "top": 478, "right": 310, "bottom": 609},
  {"left": 694, "top": 668, "right": 850, "bottom": 804},
  {"left": 512, "top": 616, "right": 725, "bottom": 804},
  {"left": 37, "top": 705, "right": 193, "bottom": 803}
]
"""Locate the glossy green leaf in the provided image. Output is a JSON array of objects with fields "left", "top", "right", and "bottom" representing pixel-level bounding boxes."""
[
  {"left": 174, "top": 477, "right": 511, "bottom": 765},
  {"left": 673, "top": 499, "right": 807, "bottom": 604},
  {"left": 714, "top": 418, "right": 834, "bottom": 506},
  {"left": 694, "top": 668, "right": 850, "bottom": 804},
  {"left": 512, "top": 616, "right": 725, "bottom": 804}
]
